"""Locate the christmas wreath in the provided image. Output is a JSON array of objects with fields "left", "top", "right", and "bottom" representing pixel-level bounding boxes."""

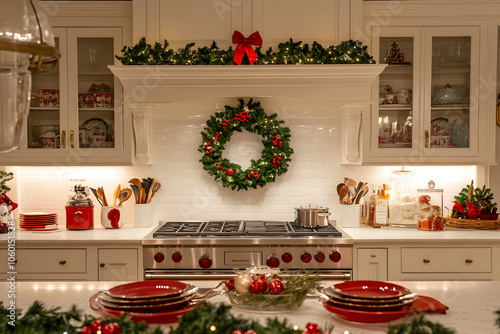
[{"left": 198, "top": 99, "right": 293, "bottom": 191}]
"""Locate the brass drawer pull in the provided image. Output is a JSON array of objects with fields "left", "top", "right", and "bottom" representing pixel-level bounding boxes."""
[
  {"left": 371, "top": 254, "right": 376, "bottom": 258},
  {"left": 59, "top": 260, "right": 67, "bottom": 265},
  {"left": 70, "top": 130, "right": 74, "bottom": 148},
  {"left": 465, "top": 259, "right": 473, "bottom": 264},
  {"left": 425, "top": 130, "right": 430, "bottom": 148},
  {"left": 423, "top": 259, "right": 430, "bottom": 264}
]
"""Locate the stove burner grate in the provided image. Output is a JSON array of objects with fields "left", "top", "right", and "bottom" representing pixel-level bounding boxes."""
[{"left": 153, "top": 220, "right": 342, "bottom": 238}]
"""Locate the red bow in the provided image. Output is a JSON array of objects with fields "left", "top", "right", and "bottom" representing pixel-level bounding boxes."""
[{"left": 232, "top": 30, "right": 262, "bottom": 65}]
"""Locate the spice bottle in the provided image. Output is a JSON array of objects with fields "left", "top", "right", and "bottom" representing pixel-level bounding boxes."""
[
  {"left": 367, "top": 184, "right": 377, "bottom": 227},
  {"left": 374, "top": 184, "right": 389, "bottom": 227}
]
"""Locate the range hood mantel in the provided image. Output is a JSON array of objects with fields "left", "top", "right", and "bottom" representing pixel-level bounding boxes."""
[
  {"left": 109, "top": 64, "right": 386, "bottom": 165},
  {"left": 109, "top": 64, "right": 386, "bottom": 104}
]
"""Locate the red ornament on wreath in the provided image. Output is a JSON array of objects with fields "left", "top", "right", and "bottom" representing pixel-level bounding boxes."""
[{"left": 232, "top": 30, "right": 263, "bottom": 65}]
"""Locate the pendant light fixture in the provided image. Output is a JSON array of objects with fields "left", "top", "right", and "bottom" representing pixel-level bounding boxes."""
[{"left": 0, "top": 0, "right": 60, "bottom": 153}]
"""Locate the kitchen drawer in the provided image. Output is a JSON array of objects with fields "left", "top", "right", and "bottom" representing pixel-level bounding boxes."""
[
  {"left": 17, "top": 249, "right": 87, "bottom": 274},
  {"left": 401, "top": 248, "right": 491, "bottom": 273}
]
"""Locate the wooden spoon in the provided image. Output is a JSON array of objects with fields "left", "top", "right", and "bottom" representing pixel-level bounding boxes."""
[
  {"left": 117, "top": 188, "right": 132, "bottom": 206},
  {"left": 338, "top": 184, "right": 349, "bottom": 204},
  {"left": 112, "top": 184, "right": 121, "bottom": 207},
  {"left": 147, "top": 178, "right": 157, "bottom": 203},
  {"left": 129, "top": 178, "right": 143, "bottom": 203},
  {"left": 97, "top": 187, "right": 108, "bottom": 206},
  {"left": 130, "top": 184, "right": 140, "bottom": 204},
  {"left": 148, "top": 181, "right": 161, "bottom": 203}
]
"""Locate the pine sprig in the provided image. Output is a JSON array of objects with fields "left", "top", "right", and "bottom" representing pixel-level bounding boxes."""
[
  {"left": 0, "top": 171, "right": 13, "bottom": 193},
  {"left": 387, "top": 313, "right": 456, "bottom": 334},
  {"left": 116, "top": 37, "right": 375, "bottom": 65},
  {"left": 496, "top": 310, "right": 500, "bottom": 329},
  {"left": 227, "top": 271, "right": 321, "bottom": 310}
]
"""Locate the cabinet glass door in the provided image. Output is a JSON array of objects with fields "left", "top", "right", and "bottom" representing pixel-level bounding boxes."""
[
  {"left": 77, "top": 37, "right": 115, "bottom": 149},
  {"left": 423, "top": 27, "right": 479, "bottom": 156},
  {"left": 378, "top": 37, "right": 414, "bottom": 149},
  {"left": 67, "top": 28, "right": 123, "bottom": 159},
  {"left": 25, "top": 28, "right": 67, "bottom": 154},
  {"left": 429, "top": 36, "right": 470, "bottom": 148}
]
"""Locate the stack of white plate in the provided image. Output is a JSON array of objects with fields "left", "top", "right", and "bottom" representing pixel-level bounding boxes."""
[
  {"left": 90, "top": 280, "right": 200, "bottom": 324},
  {"left": 19, "top": 212, "right": 58, "bottom": 232},
  {"left": 320, "top": 280, "right": 417, "bottom": 323}
]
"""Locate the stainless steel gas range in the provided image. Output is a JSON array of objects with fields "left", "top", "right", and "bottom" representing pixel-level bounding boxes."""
[{"left": 143, "top": 220, "right": 353, "bottom": 281}]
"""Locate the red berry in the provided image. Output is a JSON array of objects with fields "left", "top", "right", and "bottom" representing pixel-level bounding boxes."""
[
  {"left": 229, "top": 277, "right": 234, "bottom": 282},
  {"left": 91, "top": 320, "right": 103, "bottom": 331},
  {"left": 245, "top": 330, "right": 257, "bottom": 334},
  {"left": 80, "top": 326, "right": 93, "bottom": 334},
  {"left": 250, "top": 171, "right": 255, "bottom": 176},
  {"left": 227, "top": 168, "right": 234, "bottom": 176}
]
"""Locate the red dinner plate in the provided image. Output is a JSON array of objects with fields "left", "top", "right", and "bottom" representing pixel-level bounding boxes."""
[
  {"left": 90, "top": 292, "right": 193, "bottom": 324},
  {"left": 106, "top": 280, "right": 188, "bottom": 299},
  {"left": 322, "top": 302, "right": 411, "bottom": 323},
  {"left": 333, "top": 281, "right": 410, "bottom": 299}
]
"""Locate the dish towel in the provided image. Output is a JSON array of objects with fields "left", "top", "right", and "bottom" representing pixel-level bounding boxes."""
[{"left": 412, "top": 296, "right": 449, "bottom": 314}]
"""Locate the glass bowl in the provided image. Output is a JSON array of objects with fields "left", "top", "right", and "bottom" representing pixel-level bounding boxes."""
[{"left": 226, "top": 290, "right": 306, "bottom": 313}]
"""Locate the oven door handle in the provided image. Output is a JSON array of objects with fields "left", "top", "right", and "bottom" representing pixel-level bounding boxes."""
[
  {"left": 145, "top": 272, "right": 238, "bottom": 280},
  {"left": 145, "top": 271, "right": 352, "bottom": 281}
]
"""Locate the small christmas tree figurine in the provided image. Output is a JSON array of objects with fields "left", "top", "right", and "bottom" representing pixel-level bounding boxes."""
[
  {"left": 452, "top": 180, "right": 498, "bottom": 220},
  {"left": 386, "top": 42, "right": 405, "bottom": 64}
]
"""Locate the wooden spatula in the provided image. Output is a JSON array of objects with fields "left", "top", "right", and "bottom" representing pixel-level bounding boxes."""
[{"left": 112, "top": 184, "right": 121, "bottom": 207}]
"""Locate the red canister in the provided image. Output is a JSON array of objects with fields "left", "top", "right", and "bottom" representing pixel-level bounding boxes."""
[{"left": 66, "top": 185, "right": 94, "bottom": 230}]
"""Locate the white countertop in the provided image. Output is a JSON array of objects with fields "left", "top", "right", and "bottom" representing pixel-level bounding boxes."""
[
  {"left": 3, "top": 280, "right": 499, "bottom": 333},
  {"left": 0, "top": 225, "right": 156, "bottom": 244},
  {"left": 341, "top": 225, "right": 500, "bottom": 243}
]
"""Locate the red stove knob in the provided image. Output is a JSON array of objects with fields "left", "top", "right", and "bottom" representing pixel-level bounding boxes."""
[
  {"left": 153, "top": 252, "right": 165, "bottom": 263},
  {"left": 198, "top": 255, "right": 212, "bottom": 269},
  {"left": 172, "top": 251, "right": 182, "bottom": 263},
  {"left": 315, "top": 252, "right": 326, "bottom": 263},
  {"left": 330, "top": 251, "right": 342, "bottom": 263},
  {"left": 300, "top": 252, "right": 312, "bottom": 263},
  {"left": 267, "top": 257, "right": 280, "bottom": 268},
  {"left": 281, "top": 252, "right": 293, "bottom": 263}
]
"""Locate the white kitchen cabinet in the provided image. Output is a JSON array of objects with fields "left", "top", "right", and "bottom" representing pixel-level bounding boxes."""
[
  {"left": 356, "top": 248, "right": 388, "bottom": 281},
  {"left": 1, "top": 27, "right": 131, "bottom": 165},
  {"left": 362, "top": 25, "right": 491, "bottom": 165},
  {"left": 98, "top": 248, "right": 138, "bottom": 281}
]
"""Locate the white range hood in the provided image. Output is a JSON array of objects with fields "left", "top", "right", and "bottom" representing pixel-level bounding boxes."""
[{"left": 109, "top": 64, "right": 386, "bottom": 164}]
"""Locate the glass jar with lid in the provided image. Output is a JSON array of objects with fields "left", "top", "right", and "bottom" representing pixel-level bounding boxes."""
[
  {"left": 417, "top": 180, "right": 444, "bottom": 231},
  {"left": 388, "top": 167, "right": 418, "bottom": 228}
]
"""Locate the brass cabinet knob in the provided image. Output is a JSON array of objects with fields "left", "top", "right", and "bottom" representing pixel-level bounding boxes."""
[{"left": 100, "top": 263, "right": 105, "bottom": 268}]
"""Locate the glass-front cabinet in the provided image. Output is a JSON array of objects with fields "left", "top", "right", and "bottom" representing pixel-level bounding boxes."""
[
  {"left": 2, "top": 27, "right": 127, "bottom": 165},
  {"left": 368, "top": 26, "right": 480, "bottom": 164}
]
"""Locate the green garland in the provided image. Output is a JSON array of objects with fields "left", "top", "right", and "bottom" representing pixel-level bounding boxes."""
[
  {"left": 387, "top": 314, "right": 455, "bottom": 334},
  {"left": 0, "top": 171, "right": 13, "bottom": 193},
  {"left": 198, "top": 99, "right": 293, "bottom": 191},
  {"left": 116, "top": 38, "right": 375, "bottom": 65}
]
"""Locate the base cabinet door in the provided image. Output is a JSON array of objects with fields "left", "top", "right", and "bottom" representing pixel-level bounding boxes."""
[
  {"left": 98, "top": 248, "right": 138, "bottom": 281},
  {"left": 357, "top": 248, "right": 388, "bottom": 281}
]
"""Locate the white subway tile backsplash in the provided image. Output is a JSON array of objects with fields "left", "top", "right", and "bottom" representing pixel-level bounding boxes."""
[{"left": 12, "top": 97, "right": 476, "bottom": 225}]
